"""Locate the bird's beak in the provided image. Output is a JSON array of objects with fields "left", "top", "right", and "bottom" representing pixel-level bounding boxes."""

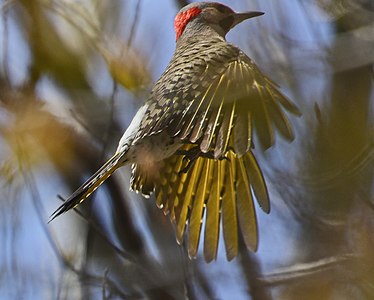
[{"left": 231, "top": 11, "right": 264, "bottom": 28}]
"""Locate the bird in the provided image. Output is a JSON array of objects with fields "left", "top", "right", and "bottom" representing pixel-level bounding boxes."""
[{"left": 50, "top": 2, "right": 300, "bottom": 262}]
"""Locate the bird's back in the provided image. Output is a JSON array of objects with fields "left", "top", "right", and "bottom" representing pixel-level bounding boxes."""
[{"left": 129, "top": 34, "right": 300, "bottom": 261}]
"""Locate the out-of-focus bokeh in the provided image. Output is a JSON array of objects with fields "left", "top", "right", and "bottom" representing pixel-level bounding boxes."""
[{"left": 0, "top": 0, "right": 373, "bottom": 299}]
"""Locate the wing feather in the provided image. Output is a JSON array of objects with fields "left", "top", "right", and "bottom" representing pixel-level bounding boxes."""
[
  {"left": 188, "top": 159, "right": 210, "bottom": 258},
  {"left": 167, "top": 155, "right": 186, "bottom": 222},
  {"left": 233, "top": 112, "right": 250, "bottom": 157},
  {"left": 203, "top": 161, "right": 221, "bottom": 262},
  {"left": 245, "top": 150, "right": 270, "bottom": 213},
  {"left": 172, "top": 165, "right": 189, "bottom": 225},
  {"left": 236, "top": 157, "right": 258, "bottom": 251},
  {"left": 180, "top": 77, "right": 220, "bottom": 140},
  {"left": 265, "top": 85, "right": 295, "bottom": 141},
  {"left": 222, "top": 152, "right": 238, "bottom": 260},
  {"left": 189, "top": 74, "right": 226, "bottom": 143},
  {"left": 266, "top": 78, "right": 301, "bottom": 116},
  {"left": 176, "top": 158, "right": 202, "bottom": 243},
  {"left": 200, "top": 98, "right": 224, "bottom": 153},
  {"left": 214, "top": 101, "right": 236, "bottom": 158},
  {"left": 244, "top": 66, "right": 274, "bottom": 149}
]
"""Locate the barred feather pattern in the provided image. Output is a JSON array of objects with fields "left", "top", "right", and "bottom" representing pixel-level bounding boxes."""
[
  {"left": 129, "top": 36, "right": 300, "bottom": 260},
  {"left": 134, "top": 36, "right": 300, "bottom": 152}
]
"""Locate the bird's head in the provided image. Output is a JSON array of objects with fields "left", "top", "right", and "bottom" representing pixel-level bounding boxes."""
[{"left": 174, "top": 2, "right": 264, "bottom": 41}]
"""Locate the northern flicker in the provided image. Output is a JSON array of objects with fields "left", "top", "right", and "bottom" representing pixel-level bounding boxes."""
[{"left": 50, "top": 2, "right": 300, "bottom": 261}]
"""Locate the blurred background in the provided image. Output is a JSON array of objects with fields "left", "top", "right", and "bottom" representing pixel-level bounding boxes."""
[{"left": 0, "top": 0, "right": 373, "bottom": 299}]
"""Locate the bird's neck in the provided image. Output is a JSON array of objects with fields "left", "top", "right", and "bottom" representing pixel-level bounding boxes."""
[{"left": 176, "top": 21, "right": 226, "bottom": 46}]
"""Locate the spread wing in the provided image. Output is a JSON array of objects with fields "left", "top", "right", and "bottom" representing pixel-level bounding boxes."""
[
  {"left": 131, "top": 41, "right": 300, "bottom": 261},
  {"left": 135, "top": 41, "right": 300, "bottom": 156}
]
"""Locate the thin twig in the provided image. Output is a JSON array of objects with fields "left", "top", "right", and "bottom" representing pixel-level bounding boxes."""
[
  {"left": 258, "top": 254, "right": 359, "bottom": 287},
  {"left": 127, "top": 0, "right": 142, "bottom": 48}
]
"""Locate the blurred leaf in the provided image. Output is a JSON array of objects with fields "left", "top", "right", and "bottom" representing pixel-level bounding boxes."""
[
  {"left": 3, "top": 97, "right": 76, "bottom": 171},
  {"left": 103, "top": 46, "right": 151, "bottom": 92}
]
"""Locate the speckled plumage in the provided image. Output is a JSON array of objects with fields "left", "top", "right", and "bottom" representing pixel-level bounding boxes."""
[{"left": 51, "top": 2, "right": 300, "bottom": 262}]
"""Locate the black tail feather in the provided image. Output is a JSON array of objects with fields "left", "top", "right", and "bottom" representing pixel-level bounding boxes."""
[{"left": 49, "top": 152, "right": 125, "bottom": 222}]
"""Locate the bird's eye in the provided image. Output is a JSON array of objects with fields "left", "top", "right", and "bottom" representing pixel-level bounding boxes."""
[{"left": 219, "top": 16, "right": 234, "bottom": 31}]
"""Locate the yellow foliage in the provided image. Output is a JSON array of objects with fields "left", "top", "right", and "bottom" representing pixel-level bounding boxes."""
[{"left": 104, "top": 47, "right": 151, "bottom": 92}]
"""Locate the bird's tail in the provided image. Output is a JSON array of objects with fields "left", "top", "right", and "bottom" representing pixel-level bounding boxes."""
[{"left": 49, "top": 151, "right": 126, "bottom": 222}]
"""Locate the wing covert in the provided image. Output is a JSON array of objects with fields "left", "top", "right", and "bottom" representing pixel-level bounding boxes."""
[{"left": 136, "top": 41, "right": 300, "bottom": 156}]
